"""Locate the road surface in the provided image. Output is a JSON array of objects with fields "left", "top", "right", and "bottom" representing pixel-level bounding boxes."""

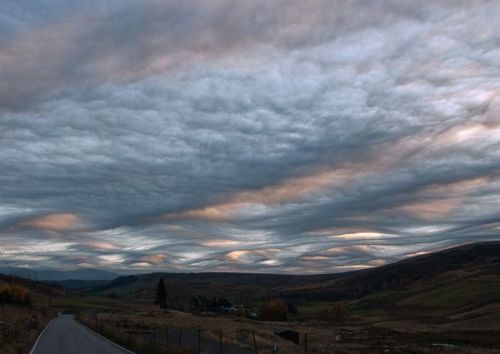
[{"left": 30, "top": 314, "right": 133, "bottom": 354}]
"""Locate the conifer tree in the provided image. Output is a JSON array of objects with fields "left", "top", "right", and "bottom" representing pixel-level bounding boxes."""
[{"left": 155, "top": 277, "right": 167, "bottom": 308}]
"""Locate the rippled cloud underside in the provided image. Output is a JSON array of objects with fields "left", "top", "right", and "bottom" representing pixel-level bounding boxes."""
[{"left": 1, "top": 0, "right": 500, "bottom": 273}]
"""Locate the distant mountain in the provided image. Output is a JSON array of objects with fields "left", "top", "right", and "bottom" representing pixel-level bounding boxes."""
[
  {"left": 0, "top": 267, "right": 120, "bottom": 281},
  {"left": 91, "top": 241, "right": 500, "bottom": 308},
  {"left": 45, "top": 279, "right": 110, "bottom": 289},
  {"left": 0, "top": 267, "right": 37, "bottom": 280}
]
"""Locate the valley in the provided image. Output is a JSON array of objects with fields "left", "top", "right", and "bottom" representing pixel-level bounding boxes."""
[{"left": 1, "top": 241, "right": 499, "bottom": 353}]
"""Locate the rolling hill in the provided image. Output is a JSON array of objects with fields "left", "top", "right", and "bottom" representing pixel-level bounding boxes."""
[
  {"left": 0, "top": 267, "right": 120, "bottom": 281},
  {"left": 86, "top": 241, "right": 500, "bottom": 350},
  {"left": 90, "top": 241, "right": 500, "bottom": 310}
]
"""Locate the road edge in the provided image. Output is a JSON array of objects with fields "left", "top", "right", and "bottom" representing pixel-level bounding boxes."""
[
  {"left": 29, "top": 318, "right": 55, "bottom": 354},
  {"left": 74, "top": 319, "right": 135, "bottom": 354}
]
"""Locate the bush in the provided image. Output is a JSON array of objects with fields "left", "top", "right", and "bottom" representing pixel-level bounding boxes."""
[
  {"left": 259, "top": 299, "right": 289, "bottom": 321},
  {"left": 0, "top": 283, "right": 31, "bottom": 306}
]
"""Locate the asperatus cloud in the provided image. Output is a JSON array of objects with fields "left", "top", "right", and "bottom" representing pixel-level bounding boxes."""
[{"left": 1, "top": 0, "right": 500, "bottom": 274}]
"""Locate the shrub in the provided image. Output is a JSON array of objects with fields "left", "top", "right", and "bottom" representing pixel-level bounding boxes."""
[
  {"left": 0, "top": 283, "right": 31, "bottom": 306},
  {"left": 259, "top": 299, "right": 288, "bottom": 321}
]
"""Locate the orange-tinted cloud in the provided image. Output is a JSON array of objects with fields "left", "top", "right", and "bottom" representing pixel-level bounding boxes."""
[
  {"left": 140, "top": 254, "right": 167, "bottom": 265},
  {"left": 433, "top": 122, "right": 500, "bottom": 147},
  {"left": 225, "top": 248, "right": 279, "bottom": 263},
  {"left": 323, "top": 245, "right": 374, "bottom": 255},
  {"left": 21, "top": 213, "right": 82, "bottom": 231},
  {"left": 334, "top": 232, "right": 393, "bottom": 240},
  {"left": 394, "top": 176, "right": 491, "bottom": 220},
  {"left": 397, "top": 197, "right": 462, "bottom": 220},
  {"left": 301, "top": 255, "right": 329, "bottom": 261},
  {"left": 161, "top": 121, "right": 498, "bottom": 223},
  {"left": 85, "top": 241, "right": 118, "bottom": 251},
  {"left": 310, "top": 227, "right": 393, "bottom": 239},
  {"left": 161, "top": 168, "right": 352, "bottom": 221},
  {"left": 225, "top": 250, "right": 249, "bottom": 261},
  {"left": 161, "top": 139, "right": 416, "bottom": 221},
  {"left": 199, "top": 239, "right": 241, "bottom": 247}
]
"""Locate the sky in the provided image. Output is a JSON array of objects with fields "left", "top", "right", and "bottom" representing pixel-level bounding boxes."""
[{"left": 1, "top": 0, "right": 500, "bottom": 274}]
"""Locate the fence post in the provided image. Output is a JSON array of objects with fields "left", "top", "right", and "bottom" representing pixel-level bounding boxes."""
[
  {"left": 198, "top": 329, "right": 201, "bottom": 353},
  {"left": 252, "top": 330, "right": 258, "bottom": 354},
  {"left": 219, "top": 328, "right": 223, "bottom": 354},
  {"left": 178, "top": 328, "right": 182, "bottom": 348},
  {"left": 165, "top": 327, "right": 169, "bottom": 346},
  {"left": 304, "top": 333, "right": 308, "bottom": 354}
]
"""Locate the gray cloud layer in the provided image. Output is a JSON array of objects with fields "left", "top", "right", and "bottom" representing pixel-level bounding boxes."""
[{"left": 1, "top": 0, "right": 500, "bottom": 273}]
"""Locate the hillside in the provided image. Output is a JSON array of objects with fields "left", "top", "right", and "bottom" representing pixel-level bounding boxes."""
[
  {"left": 0, "top": 274, "right": 66, "bottom": 354},
  {"left": 79, "top": 241, "right": 500, "bottom": 351},
  {"left": 0, "top": 273, "right": 65, "bottom": 299},
  {"left": 343, "top": 243, "right": 500, "bottom": 327},
  {"left": 281, "top": 241, "right": 500, "bottom": 301},
  {"left": 91, "top": 241, "right": 500, "bottom": 306},
  {"left": 0, "top": 267, "right": 119, "bottom": 281}
]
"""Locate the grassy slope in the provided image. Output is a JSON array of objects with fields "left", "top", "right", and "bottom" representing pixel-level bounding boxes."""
[
  {"left": 0, "top": 275, "right": 62, "bottom": 354},
  {"left": 354, "top": 278, "right": 490, "bottom": 313},
  {"left": 92, "top": 241, "right": 500, "bottom": 306}
]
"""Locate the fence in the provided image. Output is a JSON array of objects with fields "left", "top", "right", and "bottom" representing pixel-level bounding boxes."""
[{"left": 87, "top": 317, "right": 311, "bottom": 354}]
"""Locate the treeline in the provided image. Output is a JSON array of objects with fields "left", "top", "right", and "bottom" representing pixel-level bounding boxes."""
[
  {"left": 154, "top": 277, "right": 303, "bottom": 322},
  {"left": 190, "top": 295, "right": 232, "bottom": 312}
]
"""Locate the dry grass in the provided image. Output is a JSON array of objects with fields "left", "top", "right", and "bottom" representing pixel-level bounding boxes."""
[
  {"left": 0, "top": 304, "right": 54, "bottom": 354},
  {"left": 77, "top": 303, "right": 362, "bottom": 354},
  {"left": 6, "top": 286, "right": 496, "bottom": 354},
  {"left": 79, "top": 315, "right": 188, "bottom": 354},
  {"left": 73, "top": 299, "right": 500, "bottom": 354}
]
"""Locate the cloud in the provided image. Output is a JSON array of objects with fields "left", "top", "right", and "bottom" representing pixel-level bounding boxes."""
[
  {"left": 0, "top": 0, "right": 433, "bottom": 106},
  {"left": 20, "top": 213, "right": 82, "bottom": 232},
  {"left": 0, "top": 0, "right": 500, "bottom": 272}
]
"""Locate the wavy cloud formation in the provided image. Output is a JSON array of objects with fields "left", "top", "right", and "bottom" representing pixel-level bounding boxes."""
[{"left": 0, "top": 0, "right": 500, "bottom": 273}]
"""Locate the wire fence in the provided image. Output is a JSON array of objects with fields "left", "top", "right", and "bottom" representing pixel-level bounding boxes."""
[
  {"left": 84, "top": 317, "right": 310, "bottom": 354},
  {"left": 84, "top": 316, "right": 476, "bottom": 354}
]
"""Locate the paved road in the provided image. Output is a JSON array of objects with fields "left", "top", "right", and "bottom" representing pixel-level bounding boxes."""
[{"left": 31, "top": 314, "right": 133, "bottom": 354}]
